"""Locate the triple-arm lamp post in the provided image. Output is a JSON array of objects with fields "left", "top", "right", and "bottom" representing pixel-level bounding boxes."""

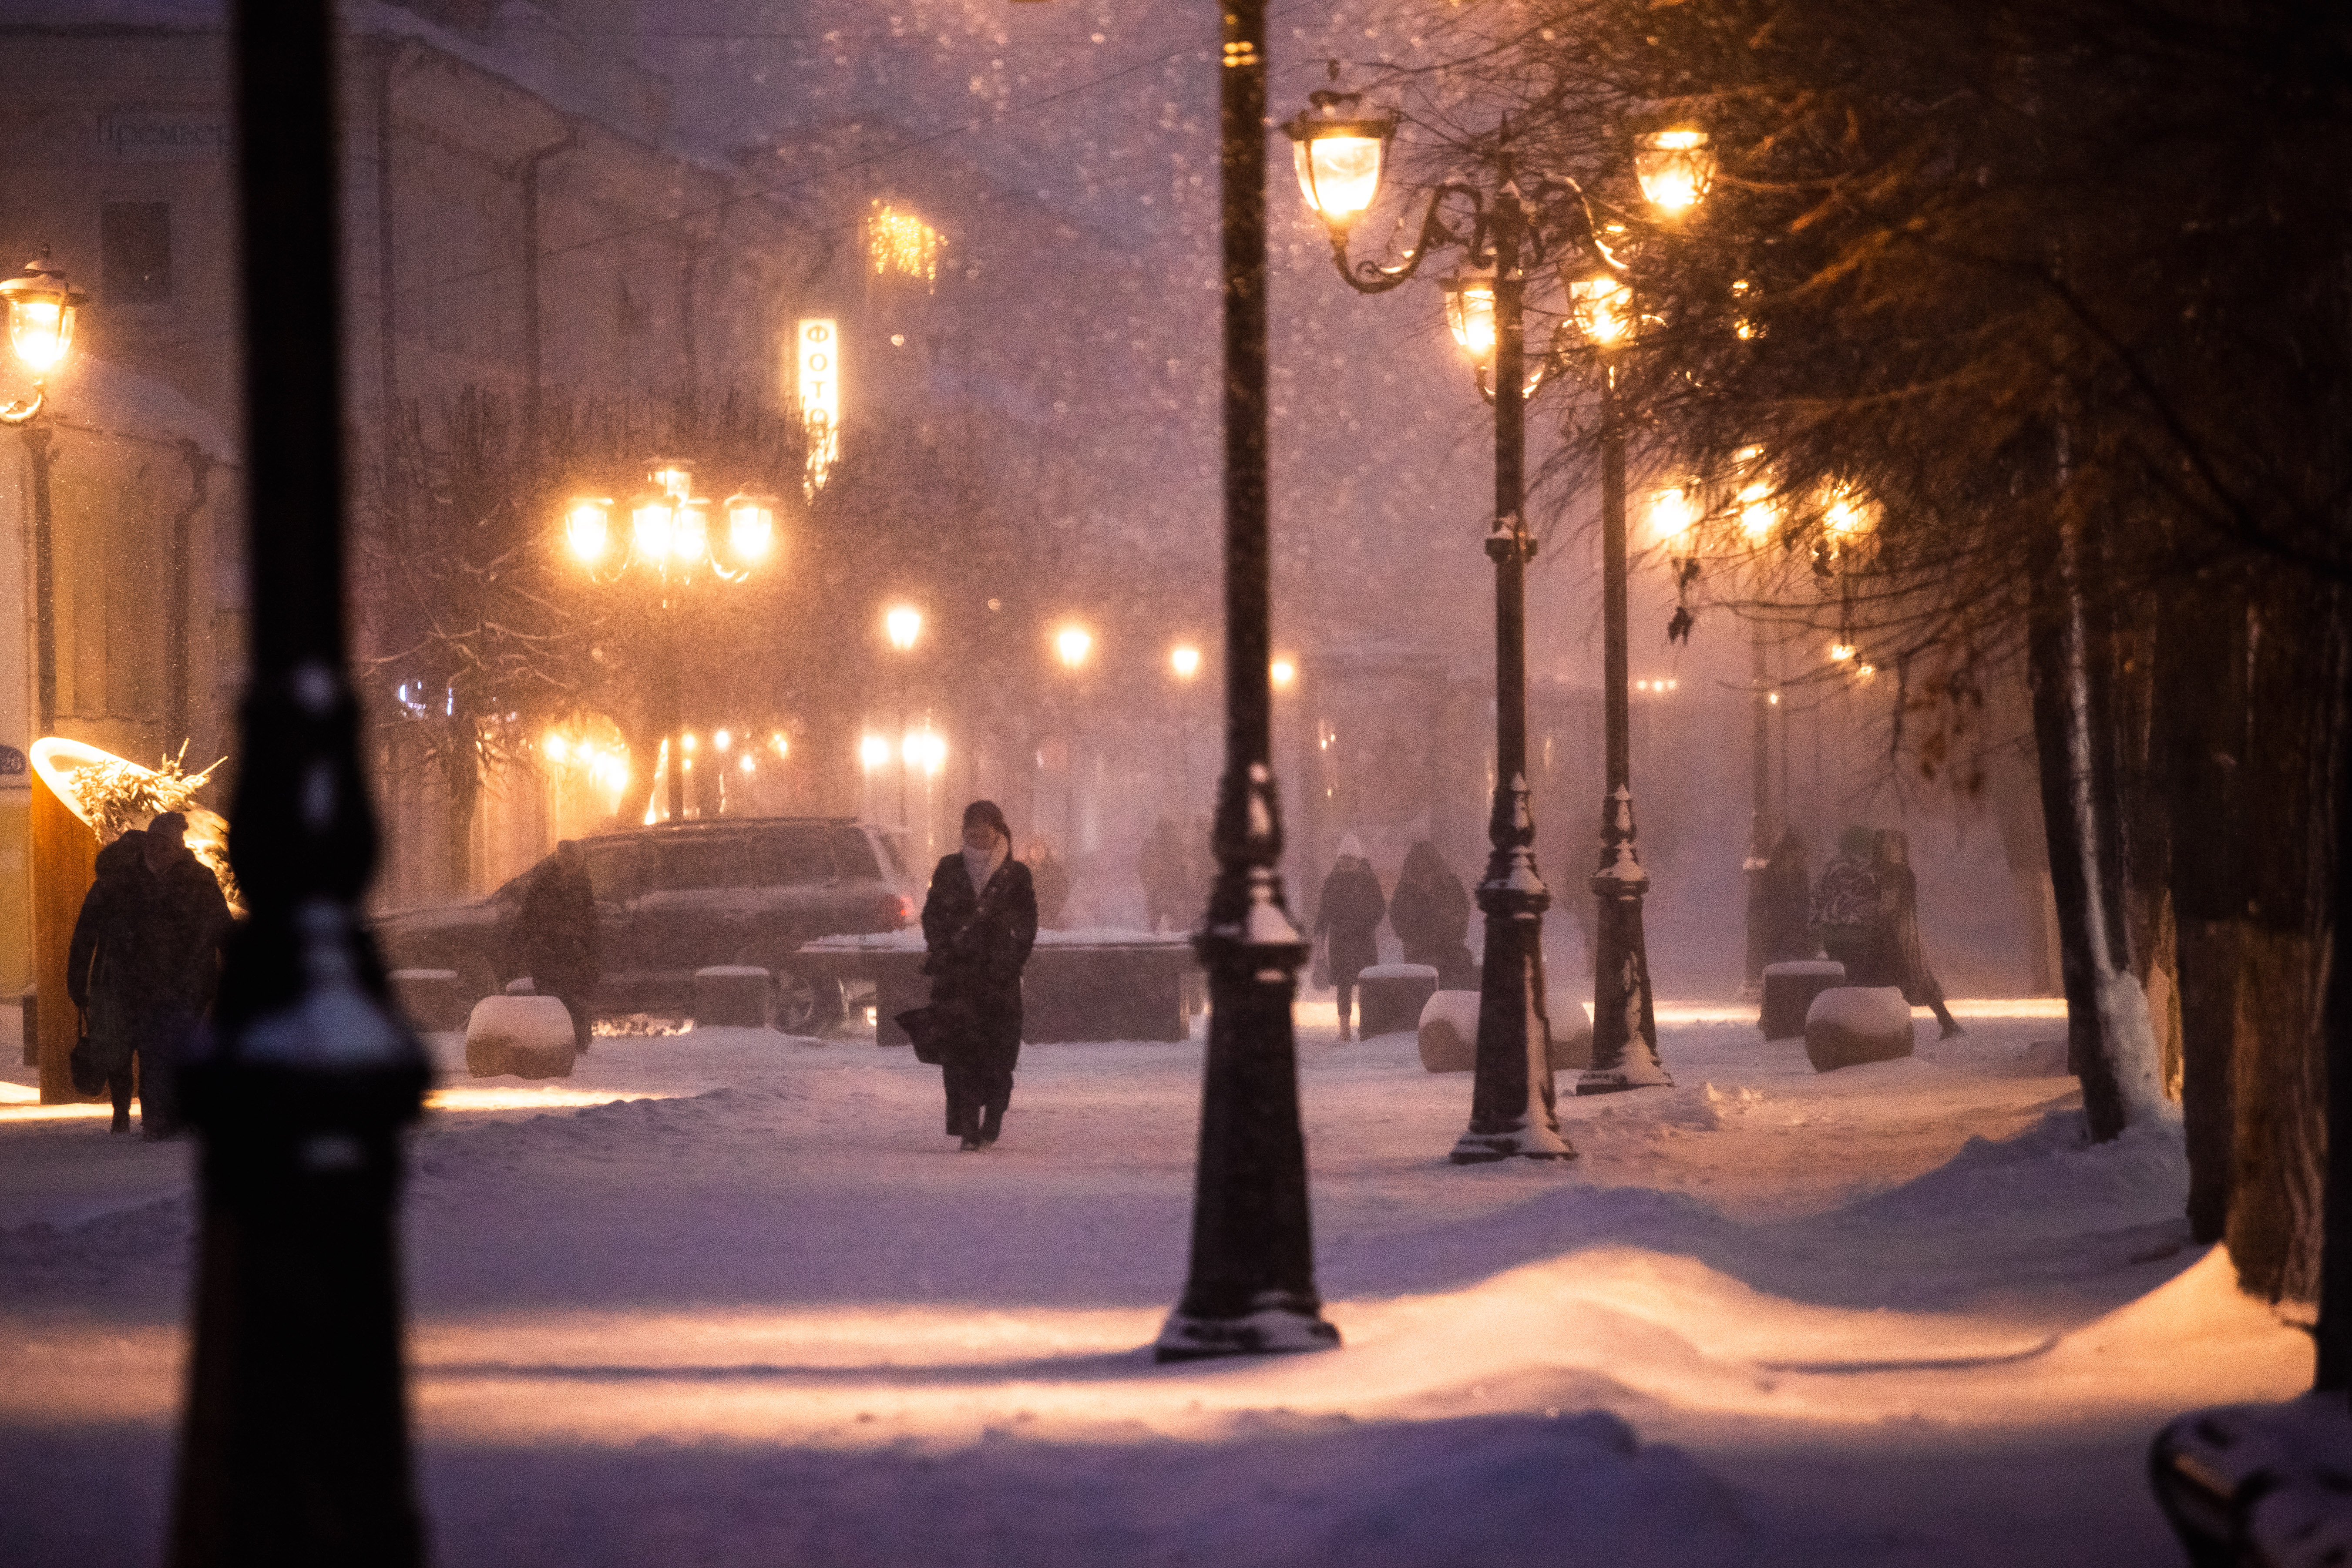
[
  {"left": 1288, "top": 97, "right": 1714, "bottom": 1148},
  {"left": 563, "top": 467, "right": 777, "bottom": 824}
]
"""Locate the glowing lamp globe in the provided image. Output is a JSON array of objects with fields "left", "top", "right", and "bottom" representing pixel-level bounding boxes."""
[
  {"left": 1570, "top": 275, "right": 1635, "bottom": 349},
  {"left": 1170, "top": 644, "right": 1201, "bottom": 680},
  {"left": 673, "top": 497, "right": 712, "bottom": 564},
  {"left": 1056, "top": 626, "right": 1092, "bottom": 672},
  {"left": 1634, "top": 129, "right": 1715, "bottom": 218},
  {"left": 630, "top": 491, "right": 676, "bottom": 561},
  {"left": 648, "top": 457, "right": 695, "bottom": 501},
  {"left": 885, "top": 605, "right": 923, "bottom": 652},
  {"left": 0, "top": 252, "right": 85, "bottom": 373},
  {"left": 564, "top": 497, "right": 612, "bottom": 563},
  {"left": 1648, "top": 485, "right": 1700, "bottom": 549},
  {"left": 1282, "top": 89, "right": 1395, "bottom": 232},
  {"left": 724, "top": 491, "right": 777, "bottom": 564},
  {"left": 1442, "top": 273, "right": 1498, "bottom": 359}
]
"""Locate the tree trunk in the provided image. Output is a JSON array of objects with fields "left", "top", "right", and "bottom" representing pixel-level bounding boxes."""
[
  {"left": 440, "top": 719, "right": 478, "bottom": 898},
  {"left": 2159, "top": 568, "right": 2249, "bottom": 1243},
  {"left": 2027, "top": 512, "right": 2166, "bottom": 1142},
  {"left": 2221, "top": 572, "right": 2339, "bottom": 1304}
]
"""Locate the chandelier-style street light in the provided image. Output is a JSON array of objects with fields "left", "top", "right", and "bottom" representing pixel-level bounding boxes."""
[
  {"left": 1293, "top": 90, "right": 1714, "bottom": 1142},
  {"left": 563, "top": 460, "right": 781, "bottom": 824}
]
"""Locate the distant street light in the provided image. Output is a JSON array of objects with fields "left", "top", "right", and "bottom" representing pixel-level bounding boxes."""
[
  {"left": 1170, "top": 644, "right": 1202, "bottom": 681},
  {"left": 562, "top": 458, "right": 780, "bottom": 824},
  {"left": 1269, "top": 656, "right": 1297, "bottom": 691},
  {"left": 1053, "top": 622, "right": 1092, "bottom": 872},
  {"left": 1056, "top": 624, "right": 1092, "bottom": 672},
  {"left": 1294, "top": 83, "right": 1711, "bottom": 1131}
]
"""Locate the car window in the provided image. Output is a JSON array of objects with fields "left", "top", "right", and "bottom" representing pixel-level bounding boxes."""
[
  {"left": 830, "top": 826, "right": 884, "bottom": 880},
  {"left": 747, "top": 827, "right": 831, "bottom": 887},
  {"left": 584, "top": 842, "right": 638, "bottom": 901},
  {"left": 653, "top": 838, "right": 741, "bottom": 892}
]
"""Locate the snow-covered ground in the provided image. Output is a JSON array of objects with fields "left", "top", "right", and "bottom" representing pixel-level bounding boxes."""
[{"left": 0, "top": 998, "right": 2308, "bottom": 1566}]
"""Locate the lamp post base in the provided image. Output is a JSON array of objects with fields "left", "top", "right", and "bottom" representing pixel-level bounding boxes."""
[
  {"left": 1449, "top": 1122, "right": 1578, "bottom": 1163},
  {"left": 1156, "top": 1294, "right": 1342, "bottom": 1361}
]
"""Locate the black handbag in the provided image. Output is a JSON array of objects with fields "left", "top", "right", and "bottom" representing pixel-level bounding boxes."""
[
  {"left": 896, "top": 1006, "right": 947, "bottom": 1066},
  {"left": 68, "top": 1004, "right": 106, "bottom": 1096}
]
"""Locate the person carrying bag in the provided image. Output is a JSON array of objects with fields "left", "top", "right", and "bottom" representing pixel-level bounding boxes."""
[{"left": 911, "top": 800, "right": 1038, "bottom": 1151}]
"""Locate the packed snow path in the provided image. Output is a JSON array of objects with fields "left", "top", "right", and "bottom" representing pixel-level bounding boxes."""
[{"left": 0, "top": 1002, "right": 2307, "bottom": 1566}]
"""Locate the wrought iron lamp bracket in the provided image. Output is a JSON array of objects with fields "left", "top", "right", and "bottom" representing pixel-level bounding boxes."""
[{"left": 1331, "top": 180, "right": 1487, "bottom": 295}]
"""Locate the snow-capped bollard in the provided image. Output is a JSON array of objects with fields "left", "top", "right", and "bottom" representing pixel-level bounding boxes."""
[
  {"left": 388, "top": 968, "right": 468, "bottom": 1033},
  {"left": 465, "top": 994, "right": 576, "bottom": 1079},
  {"left": 1356, "top": 964, "right": 1438, "bottom": 1037},
  {"left": 1547, "top": 996, "right": 1594, "bottom": 1071},
  {"left": 1761, "top": 960, "right": 1846, "bottom": 1040},
  {"left": 1421, "top": 991, "right": 1590, "bottom": 1072},
  {"left": 694, "top": 966, "right": 773, "bottom": 1029},
  {"left": 1803, "top": 986, "right": 1914, "bottom": 1071},
  {"left": 1418, "top": 990, "right": 1481, "bottom": 1072}
]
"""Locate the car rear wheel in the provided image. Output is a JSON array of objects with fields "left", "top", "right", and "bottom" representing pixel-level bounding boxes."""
[{"left": 770, "top": 969, "right": 844, "bottom": 1035}]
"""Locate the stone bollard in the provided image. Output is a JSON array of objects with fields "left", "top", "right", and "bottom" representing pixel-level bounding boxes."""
[
  {"left": 1356, "top": 964, "right": 1439, "bottom": 1037},
  {"left": 694, "top": 966, "right": 774, "bottom": 1029},
  {"left": 1418, "top": 990, "right": 1592, "bottom": 1073},
  {"left": 465, "top": 994, "right": 577, "bottom": 1079},
  {"left": 1803, "top": 985, "right": 1915, "bottom": 1071},
  {"left": 389, "top": 968, "right": 470, "bottom": 1033},
  {"left": 1546, "top": 996, "right": 1594, "bottom": 1071},
  {"left": 1761, "top": 960, "right": 1848, "bottom": 1041}
]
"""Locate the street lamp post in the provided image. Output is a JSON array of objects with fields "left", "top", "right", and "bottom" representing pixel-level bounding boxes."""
[
  {"left": 1054, "top": 623, "right": 1090, "bottom": 880},
  {"left": 170, "top": 4, "right": 428, "bottom": 1563},
  {"left": 1169, "top": 641, "right": 1203, "bottom": 814},
  {"left": 1290, "top": 102, "right": 1712, "bottom": 1111},
  {"left": 2, "top": 251, "right": 87, "bottom": 735},
  {"left": 886, "top": 604, "right": 922, "bottom": 830},
  {"left": 565, "top": 470, "right": 776, "bottom": 825},
  {"left": 1151, "top": 0, "right": 1337, "bottom": 1362}
]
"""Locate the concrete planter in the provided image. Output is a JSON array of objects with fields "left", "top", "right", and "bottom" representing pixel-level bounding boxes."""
[{"left": 1761, "top": 960, "right": 1847, "bottom": 1041}]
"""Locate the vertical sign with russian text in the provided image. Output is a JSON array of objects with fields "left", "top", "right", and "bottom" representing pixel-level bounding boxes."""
[{"left": 797, "top": 319, "right": 840, "bottom": 496}]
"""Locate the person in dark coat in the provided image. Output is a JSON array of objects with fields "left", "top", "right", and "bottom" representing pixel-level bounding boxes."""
[
  {"left": 1872, "top": 829, "right": 1962, "bottom": 1038},
  {"left": 67, "top": 813, "right": 232, "bottom": 1136},
  {"left": 1387, "top": 840, "right": 1478, "bottom": 990},
  {"left": 1314, "top": 835, "right": 1387, "bottom": 1042},
  {"left": 923, "top": 800, "right": 1039, "bottom": 1150},
  {"left": 1757, "top": 829, "right": 1814, "bottom": 967},
  {"left": 511, "top": 839, "right": 601, "bottom": 1050},
  {"left": 1023, "top": 838, "right": 1070, "bottom": 930},
  {"left": 1137, "top": 816, "right": 1191, "bottom": 934},
  {"left": 1810, "top": 824, "right": 1885, "bottom": 984}
]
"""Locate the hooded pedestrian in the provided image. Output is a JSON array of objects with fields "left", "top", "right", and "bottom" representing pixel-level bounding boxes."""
[
  {"left": 512, "top": 838, "right": 601, "bottom": 1050},
  {"left": 922, "top": 800, "right": 1039, "bottom": 1150},
  {"left": 67, "top": 813, "right": 231, "bottom": 1135},
  {"left": 1811, "top": 825, "right": 1885, "bottom": 984},
  {"left": 1137, "top": 816, "right": 1191, "bottom": 934},
  {"left": 1314, "top": 835, "right": 1387, "bottom": 1042},
  {"left": 1872, "top": 829, "right": 1962, "bottom": 1038},
  {"left": 1387, "top": 840, "right": 1477, "bottom": 990}
]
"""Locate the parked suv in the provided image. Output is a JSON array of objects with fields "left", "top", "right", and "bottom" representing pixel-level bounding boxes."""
[{"left": 373, "top": 816, "right": 918, "bottom": 1031}]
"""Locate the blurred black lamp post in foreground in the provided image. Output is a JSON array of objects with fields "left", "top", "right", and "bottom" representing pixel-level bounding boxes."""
[
  {"left": 1150, "top": 0, "right": 1339, "bottom": 1361},
  {"left": 1288, "top": 97, "right": 1712, "bottom": 1149},
  {"left": 2, "top": 250, "right": 88, "bottom": 736},
  {"left": 170, "top": 3, "right": 429, "bottom": 1563},
  {"left": 564, "top": 467, "right": 777, "bottom": 823}
]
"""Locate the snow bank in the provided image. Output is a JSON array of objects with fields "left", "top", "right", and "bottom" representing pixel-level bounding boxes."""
[{"left": 465, "top": 996, "right": 575, "bottom": 1079}]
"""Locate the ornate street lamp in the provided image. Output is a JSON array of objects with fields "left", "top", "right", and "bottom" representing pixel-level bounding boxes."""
[
  {"left": 1293, "top": 95, "right": 1710, "bottom": 1120},
  {"left": 562, "top": 459, "right": 781, "bottom": 824},
  {"left": 1, "top": 250, "right": 85, "bottom": 425}
]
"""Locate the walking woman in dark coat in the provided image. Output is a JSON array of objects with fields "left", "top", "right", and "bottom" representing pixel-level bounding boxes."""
[
  {"left": 1872, "top": 829, "right": 1963, "bottom": 1038},
  {"left": 921, "top": 800, "right": 1039, "bottom": 1150},
  {"left": 1314, "top": 835, "right": 1387, "bottom": 1042},
  {"left": 1387, "top": 840, "right": 1478, "bottom": 990},
  {"left": 511, "top": 839, "right": 601, "bottom": 1050}
]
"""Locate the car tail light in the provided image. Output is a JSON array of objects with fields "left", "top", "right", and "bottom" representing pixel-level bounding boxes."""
[{"left": 890, "top": 894, "right": 914, "bottom": 929}]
